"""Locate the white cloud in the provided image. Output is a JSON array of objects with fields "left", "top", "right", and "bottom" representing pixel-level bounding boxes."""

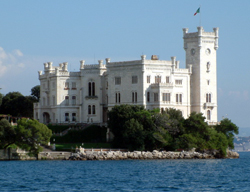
[
  {"left": 13, "top": 49, "right": 23, "bottom": 57},
  {"left": 17, "top": 63, "right": 25, "bottom": 68},
  {"left": 0, "top": 47, "right": 7, "bottom": 59},
  {"left": 0, "top": 47, "right": 24, "bottom": 77}
]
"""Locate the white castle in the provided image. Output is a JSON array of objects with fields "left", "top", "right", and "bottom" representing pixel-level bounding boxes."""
[{"left": 34, "top": 26, "right": 219, "bottom": 125}]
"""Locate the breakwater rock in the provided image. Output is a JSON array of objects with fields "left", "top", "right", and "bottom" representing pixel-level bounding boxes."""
[{"left": 68, "top": 149, "right": 239, "bottom": 160}]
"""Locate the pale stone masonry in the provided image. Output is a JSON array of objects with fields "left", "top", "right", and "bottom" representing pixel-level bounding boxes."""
[{"left": 34, "top": 26, "right": 218, "bottom": 125}]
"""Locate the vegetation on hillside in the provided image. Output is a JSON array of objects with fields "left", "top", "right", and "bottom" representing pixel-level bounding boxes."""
[
  {"left": 0, "top": 118, "right": 52, "bottom": 155},
  {"left": 108, "top": 105, "right": 239, "bottom": 157},
  {"left": 50, "top": 125, "right": 107, "bottom": 143},
  {"left": 0, "top": 85, "right": 40, "bottom": 118}
]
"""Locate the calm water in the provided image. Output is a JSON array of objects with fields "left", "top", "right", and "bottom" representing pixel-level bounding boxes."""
[{"left": 0, "top": 152, "right": 249, "bottom": 192}]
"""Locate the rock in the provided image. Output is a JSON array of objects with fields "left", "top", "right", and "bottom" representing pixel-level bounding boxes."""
[
  {"left": 67, "top": 149, "right": 239, "bottom": 161},
  {"left": 227, "top": 150, "right": 239, "bottom": 159}
]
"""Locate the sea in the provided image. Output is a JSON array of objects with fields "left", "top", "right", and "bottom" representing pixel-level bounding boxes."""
[{"left": 0, "top": 152, "right": 249, "bottom": 192}]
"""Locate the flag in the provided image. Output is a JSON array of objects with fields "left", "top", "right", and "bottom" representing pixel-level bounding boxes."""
[{"left": 194, "top": 7, "right": 200, "bottom": 16}]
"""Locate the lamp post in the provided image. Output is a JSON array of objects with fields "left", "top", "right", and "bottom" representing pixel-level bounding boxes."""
[{"left": 53, "top": 138, "right": 56, "bottom": 151}]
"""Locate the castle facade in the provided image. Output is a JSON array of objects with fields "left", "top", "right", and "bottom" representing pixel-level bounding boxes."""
[{"left": 34, "top": 26, "right": 219, "bottom": 125}]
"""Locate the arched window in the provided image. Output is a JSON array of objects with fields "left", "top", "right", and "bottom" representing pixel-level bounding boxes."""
[
  {"left": 207, "top": 110, "right": 211, "bottom": 120},
  {"left": 155, "top": 75, "right": 161, "bottom": 83},
  {"left": 92, "top": 105, "right": 95, "bottom": 114},
  {"left": 88, "top": 105, "right": 91, "bottom": 114},
  {"left": 88, "top": 81, "right": 95, "bottom": 96},
  {"left": 88, "top": 82, "right": 91, "bottom": 96},
  {"left": 206, "top": 93, "right": 211, "bottom": 103},
  {"left": 92, "top": 82, "right": 95, "bottom": 96}
]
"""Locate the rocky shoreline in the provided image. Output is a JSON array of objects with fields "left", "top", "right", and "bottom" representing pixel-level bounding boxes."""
[{"left": 68, "top": 149, "right": 239, "bottom": 160}]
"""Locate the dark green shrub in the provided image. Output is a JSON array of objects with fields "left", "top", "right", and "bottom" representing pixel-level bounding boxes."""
[{"left": 50, "top": 125, "right": 107, "bottom": 143}]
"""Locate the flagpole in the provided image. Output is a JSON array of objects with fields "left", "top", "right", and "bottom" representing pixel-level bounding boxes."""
[{"left": 199, "top": 5, "right": 201, "bottom": 27}]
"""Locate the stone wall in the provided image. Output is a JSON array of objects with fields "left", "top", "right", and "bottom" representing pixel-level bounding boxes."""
[{"left": 68, "top": 149, "right": 239, "bottom": 160}]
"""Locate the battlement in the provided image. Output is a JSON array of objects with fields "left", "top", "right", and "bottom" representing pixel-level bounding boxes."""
[
  {"left": 183, "top": 26, "right": 219, "bottom": 38},
  {"left": 183, "top": 26, "right": 219, "bottom": 50}
]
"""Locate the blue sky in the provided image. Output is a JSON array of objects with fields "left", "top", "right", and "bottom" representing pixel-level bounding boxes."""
[{"left": 0, "top": 0, "right": 250, "bottom": 128}]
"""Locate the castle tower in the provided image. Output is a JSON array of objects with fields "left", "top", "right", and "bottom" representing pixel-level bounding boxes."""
[{"left": 183, "top": 26, "right": 219, "bottom": 124}]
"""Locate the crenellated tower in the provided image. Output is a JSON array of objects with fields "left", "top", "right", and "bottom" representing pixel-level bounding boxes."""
[{"left": 183, "top": 26, "right": 219, "bottom": 124}]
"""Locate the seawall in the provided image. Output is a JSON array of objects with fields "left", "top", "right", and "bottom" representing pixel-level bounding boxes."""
[
  {"left": 0, "top": 148, "right": 239, "bottom": 160},
  {"left": 68, "top": 149, "right": 239, "bottom": 160}
]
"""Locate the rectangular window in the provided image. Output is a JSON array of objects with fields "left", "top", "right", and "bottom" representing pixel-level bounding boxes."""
[
  {"left": 154, "top": 93, "right": 158, "bottom": 102},
  {"left": 132, "top": 76, "right": 138, "bottom": 84},
  {"left": 176, "top": 94, "right": 182, "bottom": 104},
  {"left": 72, "top": 113, "right": 76, "bottom": 121},
  {"left": 72, "top": 82, "right": 76, "bottom": 90},
  {"left": 155, "top": 76, "right": 161, "bottom": 83},
  {"left": 88, "top": 105, "right": 91, "bottom": 114},
  {"left": 115, "top": 92, "right": 120, "bottom": 103},
  {"left": 65, "top": 113, "right": 69, "bottom": 121},
  {"left": 175, "top": 80, "right": 182, "bottom": 85},
  {"left": 162, "top": 93, "right": 171, "bottom": 102},
  {"left": 72, "top": 96, "right": 76, "bottom": 105},
  {"left": 166, "top": 76, "right": 170, "bottom": 83},
  {"left": 147, "top": 92, "right": 150, "bottom": 102},
  {"left": 147, "top": 76, "right": 150, "bottom": 83},
  {"left": 64, "top": 82, "right": 69, "bottom": 90},
  {"left": 132, "top": 92, "right": 137, "bottom": 103},
  {"left": 92, "top": 105, "right": 96, "bottom": 114},
  {"left": 65, "top": 96, "right": 69, "bottom": 105},
  {"left": 115, "top": 77, "right": 121, "bottom": 85}
]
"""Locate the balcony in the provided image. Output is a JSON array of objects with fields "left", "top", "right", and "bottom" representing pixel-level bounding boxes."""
[
  {"left": 85, "top": 95, "right": 98, "bottom": 99},
  {"left": 150, "top": 82, "right": 174, "bottom": 88},
  {"left": 204, "top": 103, "right": 216, "bottom": 109}
]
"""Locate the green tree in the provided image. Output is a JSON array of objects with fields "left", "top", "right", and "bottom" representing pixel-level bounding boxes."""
[
  {"left": 0, "top": 119, "right": 16, "bottom": 148},
  {"left": 31, "top": 85, "right": 40, "bottom": 102},
  {"left": 123, "top": 118, "right": 145, "bottom": 151},
  {"left": 108, "top": 105, "right": 157, "bottom": 150},
  {"left": 153, "top": 108, "right": 185, "bottom": 150},
  {"left": 215, "top": 118, "right": 239, "bottom": 149},
  {"left": 205, "top": 128, "right": 229, "bottom": 157},
  {"left": 0, "top": 118, "right": 52, "bottom": 155},
  {"left": 15, "top": 119, "right": 52, "bottom": 154},
  {"left": 180, "top": 112, "right": 211, "bottom": 151},
  {"left": 0, "top": 92, "right": 23, "bottom": 116},
  {"left": 0, "top": 92, "right": 35, "bottom": 117}
]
